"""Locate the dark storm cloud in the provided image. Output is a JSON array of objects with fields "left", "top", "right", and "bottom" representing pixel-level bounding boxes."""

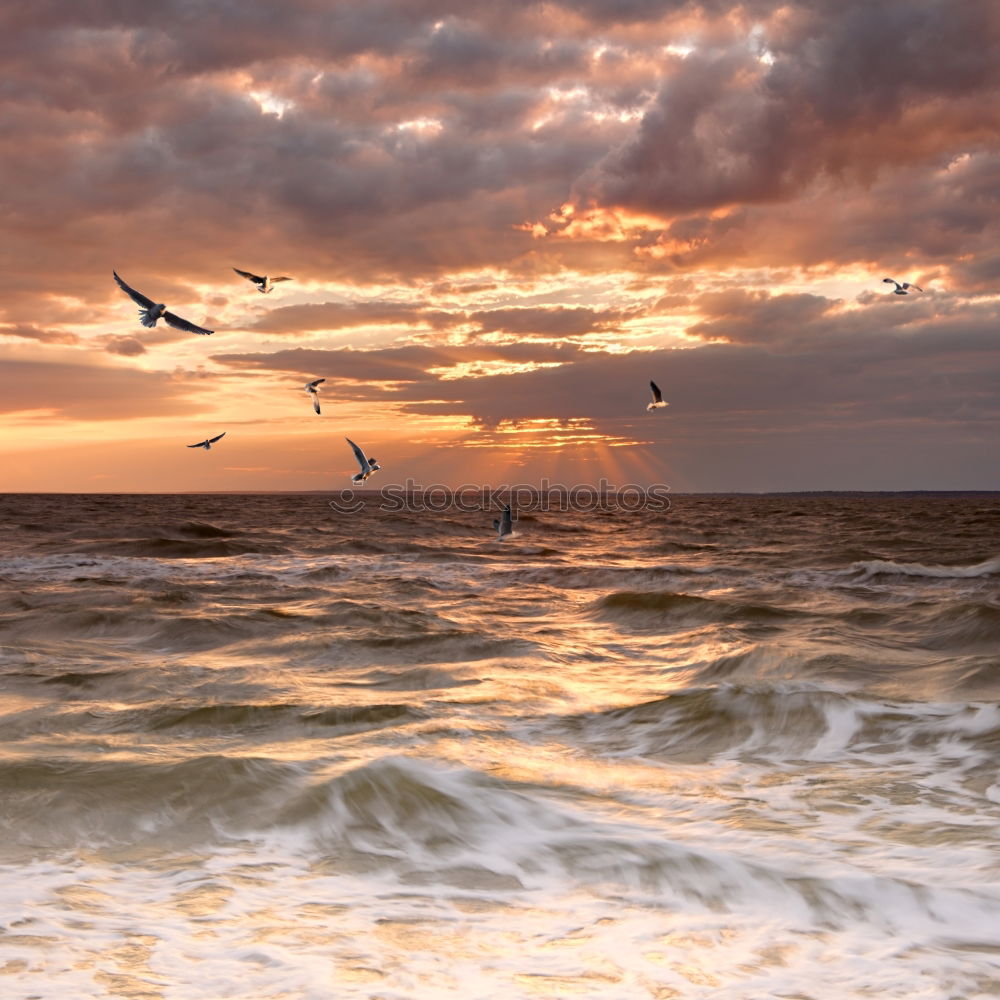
[
  {"left": 580, "top": 146, "right": 1000, "bottom": 285},
  {"left": 405, "top": 18, "right": 588, "bottom": 88},
  {"left": 0, "top": 78, "right": 615, "bottom": 319},
  {"left": 579, "top": 0, "right": 1000, "bottom": 216},
  {"left": 3, "top": 0, "right": 990, "bottom": 333},
  {"left": 1, "top": 2, "right": 449, "bottom": 72},
  {"left": 2, "top": 0, "right": 996, "bottom": 303},
  {"left": 0, "top": 0, "right": 652, "bottom": 321},
  {"left": 211, "top": 295, "right": 1000, "bottom": 440},
  {"left": 687, "top": 290, "right": 839, "bottom": 345},
  {"left": 392, "top": 311, "right": 1000, "bottom": 436}
]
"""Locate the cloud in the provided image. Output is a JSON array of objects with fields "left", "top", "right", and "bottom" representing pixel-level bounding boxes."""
[
  {"left": 0, "top": 0, "right": 657, "bottom": 317},
  {"left": 2, "top": 0, "right": 990, "bottom": 322},
  {"left": 209, "top": 292, "right": 1000, "bottom": 441},
  {"left": 249, "top": 300, "right": 459, "bottom": 334},
  {"left": 575, "top": 0, "right": 1000, "bottom": 217},
  {"left": 469, "top": 306, "right": 624, "bottom": 338},
  {"left": 0, "top": 324, "right": 80, "bottom": 345},
  {"left": 0, "top": 360, "right": 202, "bottom": 419},
  {"left": 211, "top": 340, "right": 579, "bottom": 384},
  {"left": 687, "top": 290, "right": 840, "bottom": 345},
  {"left": 3, "top": 0, "right": 999, "bottom": 489},
  {"left": 103, "top": 335, "right": 147, "bottom": 356}
]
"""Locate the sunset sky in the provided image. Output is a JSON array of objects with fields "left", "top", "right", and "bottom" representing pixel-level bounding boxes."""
[{"left": 3, "top": 0, "right": 999, "bottom": 493}]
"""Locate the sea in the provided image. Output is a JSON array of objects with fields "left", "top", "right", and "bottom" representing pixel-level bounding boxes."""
[{"left": 1, "top": 491, "right": 999, "bottom": 999}]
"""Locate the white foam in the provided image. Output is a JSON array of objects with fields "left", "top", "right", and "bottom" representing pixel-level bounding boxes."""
[
  {"left": 4, "top": 759, "right": 1000, "bottom": 1000},
  {"left": 847, "top": 554, "right": 1000, "bottom": 580}
]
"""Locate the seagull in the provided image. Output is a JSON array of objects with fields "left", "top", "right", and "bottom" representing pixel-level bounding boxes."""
[
  {"left": 304, "top": 378, "right": 325, "bottom": 415},
  {"left": 233, "top": 268, "right": 293, "bottom": 294},
  {"left": 113, "top": 272, "right": 213, "bottom": 334},
  {"left": 882, "top": 277, "right": 923, "bottom": 295},
  {"left": 187, "top": 432, "right": 226, "bottom": 450},
  {"left": 493, "top": 504, "right": 513, "bottom": 541},
  {"left": 346, "top": 437, "right": 380, "bottom": 484},
  {"left": 647, "top": 380, "right": 668, "bottom": 411}
]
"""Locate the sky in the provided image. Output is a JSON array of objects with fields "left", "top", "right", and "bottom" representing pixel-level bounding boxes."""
[{"left": 2, "top": 0, "right": 999, "bottom": 493}]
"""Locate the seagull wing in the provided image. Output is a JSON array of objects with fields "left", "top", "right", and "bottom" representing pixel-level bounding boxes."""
[
  {"left": 233, "top": 268, "right": 264, "bottom": 285},
  {"left": 882, "top": 277, "right": 897, "bottom": 284},
  {"left": 910, "top": 284, "right": 923, "bottom": 292},
  {"left": 501, "top": 504, "right": 513, "bottom": 533},
  {"left": 163, "top": 310, "right": 213, "bottom": 335},
  {"left": 312, "top": 396, "right": 321, "bottom": 415},
  {"left": 187, "top": 441, "right": 206, "bottom": 448},
  {"left": 208, "top": 432, "right": 226, "bottom": 444},
  {"left": 650, "top": 380, "right": 662, "bottom": 403},
  {"left": 306, "top": 378, "right": 325, "bottom": 389},
  {"left": 270, "top": 276, "right": 293, "bottom": 283},
  {"left": 113, "top": 271, "right": 155, "bottom": 310},
  {"left": 346, "top": 437, "right": 369, "bottom": 473}
]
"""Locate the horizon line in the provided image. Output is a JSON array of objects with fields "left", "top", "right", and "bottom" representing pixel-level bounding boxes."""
[{"left": 3, "top": 489, "right": 1000, "bottom": 497}]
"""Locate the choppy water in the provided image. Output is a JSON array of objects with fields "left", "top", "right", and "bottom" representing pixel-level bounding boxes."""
[{"left": 2, "top": 491, "right": 1000, "bottom": 999}]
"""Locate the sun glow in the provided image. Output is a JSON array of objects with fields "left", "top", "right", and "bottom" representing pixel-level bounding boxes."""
[
  {"left": 248, "top": 90, "right": 294, "bottom": 118},
  {"left": 427, "top": 360, "right": 566, "bottom": 380},
  {"left": 466, "top": 418, "right": 648, "bottom": 451},
  {"left": 394, "top": 117, "right": 444, "bottom": 134},
  {"left": 520, "top": 203, "right": 667, "bottom": 242}
]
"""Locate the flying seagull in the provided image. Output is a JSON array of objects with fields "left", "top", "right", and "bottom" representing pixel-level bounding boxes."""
[
  {"left": 647, "top": 380, "right": 668, "bottom": 411},
  {"left": 882, "top": 278, "right": 923, "bottom": 295},
  {"left": 113, "top": 272, "right": 213, "bottom": 335},
  {"left": 233, "top": 268, "right": 293, "bottom": 294},
  {"left": 304, "top": 378, "right": 325, "bottom": 415},
  {"left": 346, "top": 437, "right": 380, "bottom": 484},
  {"left": 493, "top": 504, "right": 513, "bottom": 541},
  {"left": 187, "top": 432, "right": 226, "bottom": 450}
]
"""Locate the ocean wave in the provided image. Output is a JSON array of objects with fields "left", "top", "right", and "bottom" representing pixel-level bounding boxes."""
[
  {"left": 511, "top": 563, "right": 714, "bottom": 590},
  {"left": 918, "top": 601, "right": 1000, "bottom": 648},
  {"left": 846, "top": 554, "right": 1000, "bottom": 580},
  {"left": 57, "top": 519, "right": 296, "bottom": 559},
  {"left": 0, "top": 697, "right": 427, "bottom": 745},
  {"left": 0, "top": 551, "right": 506, "bottom": 593},
  {"left": 350, "top": 666, "right": 484, "bottom": 690},
  {"left": 267, "top": 754, "right": 745, "bottom": 900},
  {"left": 40, "top": 669, "right": 127, "bottom": 688},
  {"left": 144, "top": 701, "right": 424, "bottom": 734},
  {"left": 0, "top": 756, "right": 305, "bottom": 849},
  {"left": 0, "top": 552, "right": 261, "bottom": 584},
  {"left": 692, "top": 645, "right": 881, "bottom": 686},
  {"left": 0, "top": 606, "right": 316, "bottom": 652},
  {"left": 142, "top": 519, "right": 240, "bottom": 539},
  {"left": 590, "top": 590, "right": 808, "bottom": 629},
  {"left": 247, "top": 755, "right": 1000, "bottom": 939},
  {"left": 77, "top": 537, "right": 278, "bottom": 558},
  {"left": 564, "top": 685, "right": 1000, "bottom": 766}
]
